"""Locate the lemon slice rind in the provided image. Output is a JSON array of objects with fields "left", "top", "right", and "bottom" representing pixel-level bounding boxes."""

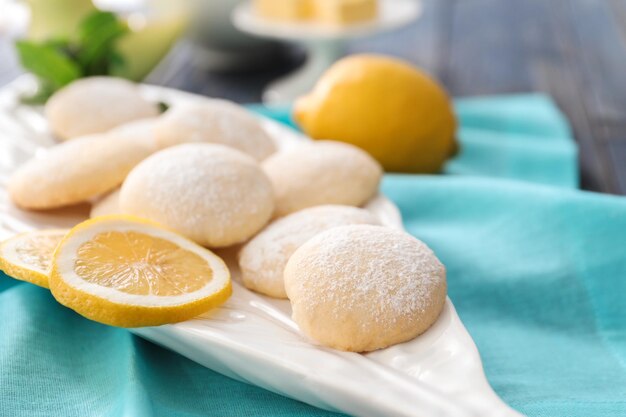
[
  {"left": 49, "top": 215, "right": 232, "bottom": 328},
  {"left": 0, "top": 229, "right": 68, "bottom": 288}
]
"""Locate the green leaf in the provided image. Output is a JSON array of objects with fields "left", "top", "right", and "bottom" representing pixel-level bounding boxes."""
[
  {"left": 76, "top": 11, "right": 129, "bottom": 75},
  {"left": 15, "top": 40, "right": 81, "bottom": 88},
  {"left": 107, "top": 50, "right": 127, "bottom": 74},
  {"left": 15, "top": 11, "right": 130, "bottom": 103},
  {"left": 158, "top": 101, "right": 170, "bottom": 113},
  {"left": 42, "top": 38, "right": 70, "bottom": 50}
]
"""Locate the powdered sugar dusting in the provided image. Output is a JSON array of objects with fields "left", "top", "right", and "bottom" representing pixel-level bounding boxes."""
[
  {"left": 8, "top": 123, "right": 159, "bottom": 209},
  {"left": 286, "top": 225, "right": 446, "bottom": 327},
  {"left": 155, "top": 99, "right": 276, "bottom": 160},
  {"left": 46, "top": 76, "right": 159, "bottom": 139},
  {"left": 262, "top": 140, "right": 383, "bottom": 216},
  {"left": 120, "top": 143, "right": 274, "bottom": 247},
  {"left": 239, "top": 205, "right": 380, "bottom": 298}
]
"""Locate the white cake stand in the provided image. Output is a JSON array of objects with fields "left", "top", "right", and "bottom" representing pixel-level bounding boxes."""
[{"left": 232, "top": 0, "right": 422, "bottom": 104}]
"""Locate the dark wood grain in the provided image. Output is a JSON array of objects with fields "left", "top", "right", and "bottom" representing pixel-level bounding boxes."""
[
  {"left": 348, "top": 0, "right": 453, "bottom": 76},
  {"left": 564, "top": 0, "right": 626, "bottom": 193},
  {"left": 145, "top": 40, "right": 306, "bottom": 103},
  {"left": 543, "top": 0, "right": 612, "bottom": 192},
  {"left": 0, "top": 0, "right": 624, "bottom": 193}
]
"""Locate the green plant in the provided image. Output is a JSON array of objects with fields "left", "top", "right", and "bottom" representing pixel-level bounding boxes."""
[{"left": 16, "top": 11, "right": 129, "bottom": 103}]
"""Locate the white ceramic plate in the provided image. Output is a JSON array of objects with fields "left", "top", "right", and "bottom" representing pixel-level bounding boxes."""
[
  {"left": 232, "top": 0, "right": 421, "bottom": 41},
  {"left": 0, "top": 76, "right": 522, "bottom": 417}
]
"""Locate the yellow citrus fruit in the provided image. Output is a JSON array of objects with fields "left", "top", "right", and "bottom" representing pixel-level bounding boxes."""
[
  {"left": 49, "top": 215, "right": 231, "bottom": 328},
  {"left": 0, "top": 229, "right": 67, "bottom": 288},
  {"left": 293, "top": 54, "right": 458, "bottom": 173}
]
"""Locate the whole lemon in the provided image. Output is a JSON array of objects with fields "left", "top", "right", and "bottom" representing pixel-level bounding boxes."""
[{"left": 293, "top": 54, "right": 458, "bottom": 173}]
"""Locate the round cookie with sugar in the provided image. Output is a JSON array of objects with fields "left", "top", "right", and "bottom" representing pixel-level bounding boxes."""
[
  {"left": 284, "top": 225, "right": 447, "bottom": 352},
  {"left": 120, "top": 143, "right": 275, "bottom": 247},
  {"left": 262, "top": 140, "right": 382, "bottom": 217},
  {"left": 90, "top": 189, "right": 121, "bottom": 218},
  {"left": 239, "top": 205, "right": 380, "bottom": 299},
  {"left": 155, "top": 99, "right": 276, "bottom": 161},
  {"left": 46, "top": 77, "right": 159, "bottom": 140},
  {"left": 9, "top": 119, "right": 160, "bottom": 210}
]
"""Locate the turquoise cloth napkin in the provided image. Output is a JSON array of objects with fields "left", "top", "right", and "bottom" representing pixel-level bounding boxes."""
[{"left": 2, "top": 95, "right": 624, "bottom": 417}]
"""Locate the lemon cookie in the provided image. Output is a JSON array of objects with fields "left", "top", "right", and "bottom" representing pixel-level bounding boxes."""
[
  {"left": 46, "top": 77, "right": 159, "bottom": 140},
  {"left": 284, "top": 225, "right": 447, "bottom": 352},
  {"left": 155, "top": 99, "right": 276, "bottom": 160},
  {"left": 120, "top": 144, "right": 274, "bottom": 247},
  {"left": 90, "top": 189, "right": 122, "bottom": 218},
  {"left": 239, "top": 205, "right": 380, "bottom": 298},
  {"left": 107, "top": 117, "right": 158, "bottom": 144},
  {"left": 9, "top": 123, "right": 160, "bottom": 210},
  {"left": 262, "top": 141, "right": 382, "bottom": 217}
]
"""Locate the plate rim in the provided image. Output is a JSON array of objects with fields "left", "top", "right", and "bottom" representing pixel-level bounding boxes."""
[{"left": 0, "top": 75, "right": 523, "bottom": 417}]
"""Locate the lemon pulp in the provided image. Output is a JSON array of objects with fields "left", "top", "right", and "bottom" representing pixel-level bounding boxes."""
[
  {"left": 0, "top": 229, "right": 67, "bottom": 288},
  {"left": 14, "top": 232, "right": 62, "bottom": 273},
  {"left": 74, "top": 231, "right": 213, "bottom": 296}
]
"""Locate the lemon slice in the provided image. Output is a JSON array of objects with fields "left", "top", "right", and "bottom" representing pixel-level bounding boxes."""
[
  {"left": 0, "top": 229, "right": 67, "bottom": 288},
  {"left": 49, "top": 215, "right": 231, "bottom": 327}
]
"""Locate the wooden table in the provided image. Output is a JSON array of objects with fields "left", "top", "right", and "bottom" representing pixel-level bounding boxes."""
[{"left": 1, "top": 0, "right": 624, "bottom": 194}]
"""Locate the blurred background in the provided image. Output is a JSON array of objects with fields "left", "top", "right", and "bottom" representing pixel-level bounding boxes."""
[{"left": 0, "top": 0, "right": 624, "bottom": 194}]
